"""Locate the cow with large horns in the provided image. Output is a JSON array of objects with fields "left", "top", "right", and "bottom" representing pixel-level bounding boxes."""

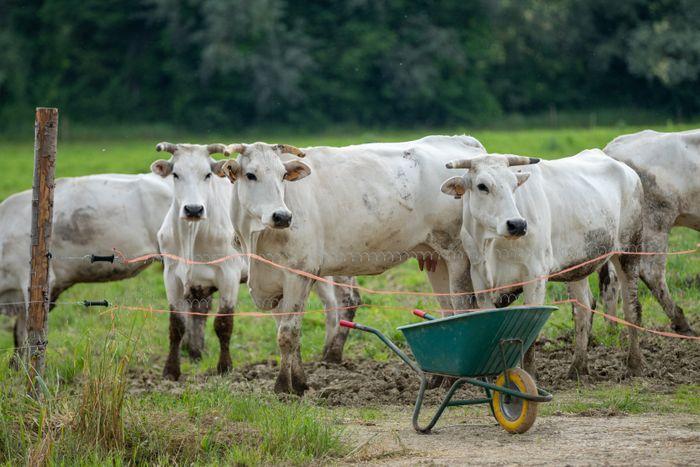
[
  {"left": 219, "top": 135, "right": 487, "bottom": 394},
  {"left": 441, "top": 150, "right": 645, "bottom": 377},
  {"left": 151, "top": 142, "right": 362, "bottom": 380}
]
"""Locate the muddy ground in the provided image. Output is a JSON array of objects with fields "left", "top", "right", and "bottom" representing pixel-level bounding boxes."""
[
  {"left": 125, "top": 323, "right": 699, "bottom": 465},
  {"left": 128, "top": 323, "right": 699, "bottom": 407}
]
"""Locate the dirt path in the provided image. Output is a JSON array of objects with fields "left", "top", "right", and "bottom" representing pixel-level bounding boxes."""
[{"left": 340, "top": 409, "right": 700, "bottom": 465}]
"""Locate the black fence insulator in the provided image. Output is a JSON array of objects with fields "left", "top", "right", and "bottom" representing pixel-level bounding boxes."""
[
  {"left": 83, "top": 300, "right": 110, "bottom": 308},
  {"left": 90, "top": 254, "right": 115, "bottom": 263}
]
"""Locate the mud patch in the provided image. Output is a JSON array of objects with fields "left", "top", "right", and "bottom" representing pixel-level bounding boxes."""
[{"left": 127, "top": 314, "right": 699, "bottom": 408}]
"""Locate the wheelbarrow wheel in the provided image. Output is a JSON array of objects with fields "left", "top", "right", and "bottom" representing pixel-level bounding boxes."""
[{"left": 492, "top": 368, "right": 538, "bottom": 434}]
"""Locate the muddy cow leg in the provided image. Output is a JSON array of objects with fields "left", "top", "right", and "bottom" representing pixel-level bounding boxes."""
[
  {"left": 319, "top": 276, "right": 360, "bottom": 364},
  {"left": 214, "top": 306, "right": 233, "bottom": 375},
  {"left": 274, "top": 276, "right": 313, "bottom": 395},
  {"left": 521, "top": 279, "right": 547, "bottom": 379},
  {"left": 639, "top": 231, "right": 695, "bottom": 335},
  {"left": 598, "top": 262, "right": 620, "bottom": 332},
  {"left": 315, "top": 279, "right": 341, "bottom": 362},
  {"left": 423, "top": 257, "right": 459, "bottom": 388},
  {"left": 567, "top": 278, "right": 593, "bottom": 378},
  {"left": 183, "top": 288, "right": 213, "bottom": 361},
  {"left": 163, "top": 307, "right": 187, "bottom": 381},
  {"left": 611, "top": 255, "right": 644, "bottom": 376},
  {"left": 9, "top": 307, "right": 27, "bottom": 371}
]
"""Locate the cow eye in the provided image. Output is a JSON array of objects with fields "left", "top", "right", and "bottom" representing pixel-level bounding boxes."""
[
  {"left": 173, "top": 173, "right": 180, "bottom": 180},
  {"left": 477, "top": 183, "right": 489, "bottom": 193},
  {"left": 246, "top": 173, "right": 257, "bottom": 181},
  {"left": 204, "top": 173, "right": 212, "bottom": 180}
]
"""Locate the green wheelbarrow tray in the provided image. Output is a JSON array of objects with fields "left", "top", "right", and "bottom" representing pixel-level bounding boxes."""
[{"left": 340, "top": 305, "right": 557, "bottom": 434}]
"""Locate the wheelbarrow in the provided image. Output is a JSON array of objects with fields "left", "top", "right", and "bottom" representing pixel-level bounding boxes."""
[{"left": 340, "top": 305, "right": 556, "bottom": 434}]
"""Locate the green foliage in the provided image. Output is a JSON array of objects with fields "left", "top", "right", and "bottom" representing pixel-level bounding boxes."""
[{"left": 3, "top": 0, "right": 700, "bottom": 130}]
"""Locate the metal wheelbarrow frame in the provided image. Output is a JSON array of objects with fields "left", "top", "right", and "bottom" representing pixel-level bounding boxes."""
[{"left": 340, "top": 305, "right": 556, "bottom": 434}]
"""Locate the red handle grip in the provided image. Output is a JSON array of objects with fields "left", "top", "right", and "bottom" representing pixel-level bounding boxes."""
[
  {"left": 412, "top": 309, "right": 427, "bottom": 318},
  {"left": 339, "top": 320, "right": 356, "bottom": 329}
]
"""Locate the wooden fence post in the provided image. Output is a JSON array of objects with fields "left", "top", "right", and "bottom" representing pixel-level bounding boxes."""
[{"left": 27, "top": 107, "right": 58, "bottom": 397}]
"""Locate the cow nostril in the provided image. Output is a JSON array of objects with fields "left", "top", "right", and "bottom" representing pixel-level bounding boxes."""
[
  {"left": 506, "top": 219, "right": 527, "bottom": 236},
  {"left": 184, "top": 204, "right": 205, "bottom": 217},
  {"left": 271, "top": 211, "right": 292, "bottom": 227}
]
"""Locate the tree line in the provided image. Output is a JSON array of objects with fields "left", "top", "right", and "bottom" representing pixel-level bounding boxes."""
[{"left": 1, "top": 0, "right": 699, "bottom": 129}]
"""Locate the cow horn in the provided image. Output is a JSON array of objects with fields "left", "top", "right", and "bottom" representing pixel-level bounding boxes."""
[
  {"left": 445, "top": 159, "right": 472, "bottom": 169},
  {"left": 206, "top": 143, "right": 226, "bottom": 155},
  {"left": 156, "top": 142, "right": 177, "bottom": 154},
  {"left": 275, "top": 144, "right": 306, "bottom": 158},
  {"left": 224, "top": 144, "right": 247, "bottom": 157},
  {"left": 506, "top": 155, "right": 540, "bottom": 166}
]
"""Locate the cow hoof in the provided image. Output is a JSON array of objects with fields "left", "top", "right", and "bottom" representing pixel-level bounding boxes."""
[
  {"left": 217, "top": 360, "right": 232, "bottom": 375},
  {"left": 274, "top": 376, "right": 294, "bottom": 395},
  {"left": 187, "top": 349, "right": 203, "bottom": 362},
  {"left": 626, "top": 357, "right": 644, "bottom": 377},
  {"left": 321, "top": 349, "right": 343, "bottom": 364},
  {"left": 427, "top": 375, "right": 444, "bottom": 389},
  {"left": 162, "top": 367, "right": 181, "bottom": 381},
  {"left": 291, "top": 379, "right": 309, "bottom": 396},
  {"left": 672, "top": 324, "right": 697, "bottom": 337},
  {"left": 8, "top": 354, "right": 21, "bottom": 371},
  {"left": 567, "top": 363, "right": 589, "bottom": 380}
]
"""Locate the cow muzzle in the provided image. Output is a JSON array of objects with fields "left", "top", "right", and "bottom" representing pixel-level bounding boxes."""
[
  {"left": 182, "top": 204, "right": 205, "bottom": 221},
  {"left": 271, "top": 210, "right": 292, "bottom": 229},
  {"left": 505, "top": 218, "right": 527, "bottom": 237}
]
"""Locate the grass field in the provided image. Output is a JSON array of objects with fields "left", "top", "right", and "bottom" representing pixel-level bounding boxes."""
[{"left": 0, "top": 123, "right": 698, "bottom": 464}]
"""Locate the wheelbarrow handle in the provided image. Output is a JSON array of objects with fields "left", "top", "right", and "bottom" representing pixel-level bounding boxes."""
[
  {"left": 339, "top": 320, "right": 422, "bottom": 374},
  {"left": 339, "top": 320, "right": 371, "bottom": 331},
  {"left": 412, "top": 309, "right": 436, "bottom": 321}
]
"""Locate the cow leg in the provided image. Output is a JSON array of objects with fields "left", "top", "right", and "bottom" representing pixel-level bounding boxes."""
[
  {"left": 318, "top": 276, "right": 360, "bottom": 364},
  {"left": 567, "top": 278, "right": 593, "bottom": 379},
  {"left": 9, "top": 306, "right": 27, "bottom": 371},
  {"left": 446, "top": 258, "right": 478, "bottom": 314},
  {"left": 274, "top": 277, "right": 313, "bottom": 395},
  {"left": 163, "top": 307, "right": 187, "bottom": 381},
  {"left": 214, "top": 306, "right": 233, "bottom": 375},
  {"left": 183, "top": 290, "right": 211, "bottom": 361},
  {"left": 214, "top": 273, "right": 240, "bottom": 376},
  {"left": 426, "top": 258, "right": 455, "bottom": 315},
  {"left": 639, "top": 231, "right": 694, "bottom": 335},
  {"left": 522, "top": 279, "right": 547, "bottom": 378},
  {"left": 611, "top": 255, "right": 644, "bottom": 376},
  {"left": 598, "top": 261, "right": 620, "bottom": 331},
  {"left": 163, "top": 271, "right": 186, "bottom": 381}
]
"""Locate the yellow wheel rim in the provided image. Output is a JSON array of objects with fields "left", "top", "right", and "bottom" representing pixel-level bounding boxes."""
[{"left": 492, "top": 368, "right": 538, "bottom": 434}]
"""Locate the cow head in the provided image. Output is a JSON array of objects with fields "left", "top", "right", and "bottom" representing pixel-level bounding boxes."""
[
  {"left": 151, "top": 142, "right": 229, "bottom": 221},
  {"left": 441, "top": 154, "right": 539, "bottom": 239},
  {"left": 221, "top": 143, "right": 310, "bottom": 230}
]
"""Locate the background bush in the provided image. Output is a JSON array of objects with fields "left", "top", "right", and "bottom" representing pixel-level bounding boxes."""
[{"left": 2, "top": 0, "right": 700, "bottom": 130}]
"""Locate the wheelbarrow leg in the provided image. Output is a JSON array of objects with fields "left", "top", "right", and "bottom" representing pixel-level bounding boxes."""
[{"left": 412, "top": 375, "right": 467, "bottom": 433}]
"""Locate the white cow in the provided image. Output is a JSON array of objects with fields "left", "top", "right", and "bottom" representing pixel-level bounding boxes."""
[
  {"left": 599, "top": 129, "right": 700, "bottom": 336},
  {"left": 0, "top": 173, "right": 172, "bottom": 367},
  {"left": 220, "top": 135, "right": 487, "bottom": 394},
  {"left": 440, "top": 150, "right": 645, "bottom": 377},
  {"left": 150, "top": 143, "right": 362, "bottom": 380}
]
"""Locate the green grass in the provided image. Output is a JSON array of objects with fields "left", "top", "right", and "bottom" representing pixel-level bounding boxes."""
[
  {"left": 539, "top": 384, "right": 700, "bottom": 416},
  {"left": 0, "top": 123, "right": 698, "bottom": 464}
]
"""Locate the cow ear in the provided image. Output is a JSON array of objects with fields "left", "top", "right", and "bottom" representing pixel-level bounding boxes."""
[
  {"left": 515, "top": 172, "right": 530, "bottom": 187},
  {"left": 441, "top": 176, "right": 468, "bottom": 199},
  {"left": 151, "top": 159, "right": 173, "bottom": 178},
  {"left": 211, "top": 159, "right": 229, "bottom": 178},
  {"left": 222, "top": 159, "right": 241, "bottom": 183},
  {"left": 283, "top": 160, "right": 311, "bottom": 181}
]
